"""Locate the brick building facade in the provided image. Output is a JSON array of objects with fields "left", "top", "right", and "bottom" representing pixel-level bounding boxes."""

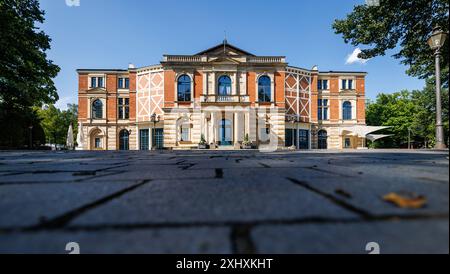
[{"left": 77, "top": 42, "right": 369, "bottom": 151}]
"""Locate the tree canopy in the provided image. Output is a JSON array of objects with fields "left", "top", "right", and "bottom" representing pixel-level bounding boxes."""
[
  {"left": 36, "top": 104, "right": 78, "bottom": 147},
  {"left": 366, "top": 82, "right": 449, "bottom": 148},
  {"left": 0, "top": 0, "right": 60, "bottom": 148},
  {"left": 333, "top": 0, "right": 449, "bottom": 86}
]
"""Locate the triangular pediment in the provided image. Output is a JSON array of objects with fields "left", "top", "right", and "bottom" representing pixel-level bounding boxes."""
[
  {"left": 87, "top": 87, "right": 106, "bottom": 93},
  {"left": 207, "top": 56, "right": 242, "bottom": 64},
  {"left": 196, "top": 41, "right": 255, "bottom": 57}
]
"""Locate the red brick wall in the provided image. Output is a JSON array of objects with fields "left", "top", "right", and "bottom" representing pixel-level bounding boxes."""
[
  {"left": 164, "top": 70, "right": 175, "bottom": 107},
  {"left": 194, "top": 71, "right": 203, "bottom": 99},
  {"left": 79, "top": 74, "right": 88, "bottom": 91},
  {"left": 78, "top": 74, "right": 88, "bottom": 121},
  {"left": 247, "top": 72, "right": 256, "bottom": 105},
  {"left": 329, "top": 76, "right": 340, "bottom": 122},
  {"left": 356, "top": 76, "right": 366, "bottom": 122},
  {"left": 106, "top": 74, "right": 117, "bottom": 93},
  {"left": 310, "top": 73, "right": 318, "bottom": 122},
  {"left": 275, "top": 71, "right": 285, "bottom": 108},
  {"left": 329, "top": 76, "right": 339, "bottom": 93},
  {"left": 78, "top": 97, "right": 87, "bottom": 122},
  {"left": 329, "top": 99, "right": 339, "bottom": 122},
  {"left": 129, "top": 71, "right": 137, "bottom": 122},
  {"left": 129, "top": 72, "right": 136, "bottom": 92},
  {"left": 107, "top": 96, "right": 117, "bottom": 120}
]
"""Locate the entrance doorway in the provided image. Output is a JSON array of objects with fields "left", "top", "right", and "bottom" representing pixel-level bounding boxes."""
[{"left": 219, "top": 119, "right": 232, "bottom": 146}]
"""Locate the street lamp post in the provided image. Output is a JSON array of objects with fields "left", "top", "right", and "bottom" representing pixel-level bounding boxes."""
[
  {"left": 288, "top": 115, "right": 299, "bottom": 149},
  {"left": 150, "top": 113, "right": 160, "bottom": 150},
  {"left": 428, "top": 26, "right": 448, "bottom": 149},
  {"left": 28, "top": 125, "right": 33, "bottom": 149}
]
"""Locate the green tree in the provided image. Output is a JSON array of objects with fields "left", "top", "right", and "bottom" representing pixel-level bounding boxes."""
[
  {"left": 366, "top": 91, "right": 417, "bottom": 147},
  {"left": 333, "top": 0, "right": 449, "bottom": 86},
  {"left": 37, "top": 104, "right": 78, "bottom": 147},
  {"left": 411, "top": 80, "right": 449, "bottom": 147},
  {"left": 367, "top": 84, "right": 449, "bottom": 148},
  {"left": 0, "top": 0, "right": 60, "bottom": 148}
]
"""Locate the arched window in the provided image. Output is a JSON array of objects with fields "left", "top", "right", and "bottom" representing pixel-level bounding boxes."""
[
  {"left": 92, "top": 99, "right": 103, "bottom": 119},
  {"left": 119, "top": 129, "right": 129, "bottom": 150},
  {"left": 343, "top": 101, "right": 352, "bottom": 120},
  {"left": 258, "top": 76, "right": 271, "bottom": 102},
  {"left": 318, "top": 130, "right": 328, "bottom": 149},
  {"left": 177, "top": 75, "right": 191, "bottom": 102},
  {"left": 218, "top": 76, "right": 232, "bottom": 96}
]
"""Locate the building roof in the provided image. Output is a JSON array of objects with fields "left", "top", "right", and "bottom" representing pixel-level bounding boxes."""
[
  {"left": 76, "top": 69, "right": 129, "bottom": 73},
  {"left": 195, "top": 40, "right": 256, "bottom": 56}
]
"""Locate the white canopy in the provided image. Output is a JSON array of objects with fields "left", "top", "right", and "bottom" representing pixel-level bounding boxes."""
[
  {"left": 339, "top": 125, "right": 391, "bottom": 138},
  {"left": 366, "top": 134, "right": 392, "bottom": 142}
]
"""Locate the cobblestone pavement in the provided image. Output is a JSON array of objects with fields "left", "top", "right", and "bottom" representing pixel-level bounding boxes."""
[{"left": 0, "top": 150, "right": 448, "bottom": 254}]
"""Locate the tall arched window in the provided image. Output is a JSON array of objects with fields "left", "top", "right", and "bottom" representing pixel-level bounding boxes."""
[
  {"left": 318, "top": 130, "right": 328, "bottom": 149},
  {"left": 92, "top": 99, "right": 103, "bottom": 119},
  {"left": 218, "top": 76, "right": 232, "bottom": 96},
  {"left": 119, "top": 129, "right": 129, "bottom": 150},
  {"left": 177, "top": 75, "right": 191, "bottom": 102},
  {"left": 258, "top": 76, "right": 271, "bottom": 102},
  {"left": 343, "top": 101, "right": 352, "bottom": 120}
]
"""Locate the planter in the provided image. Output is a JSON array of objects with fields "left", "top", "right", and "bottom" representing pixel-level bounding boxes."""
[
  {"left": 242, "top": 144, "right": 252, "bottom": 150},
  {"left": 198, "top": 144, "right": 209, "bottom": 149}
]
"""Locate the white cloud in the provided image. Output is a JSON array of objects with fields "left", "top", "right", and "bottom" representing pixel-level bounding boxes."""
[{"left": 345, "top": 48, "right": 369, "bottom": 65}]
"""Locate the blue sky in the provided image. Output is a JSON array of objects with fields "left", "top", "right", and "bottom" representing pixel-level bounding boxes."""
[{"left": 38, "top": 0, "right": 425, "bottom": 109}]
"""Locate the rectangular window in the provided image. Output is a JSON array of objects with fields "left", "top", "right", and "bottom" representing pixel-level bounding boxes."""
[
  {"left": 318, "top": 80, "right": 329, "bottom": 90},
  {"left": 139, "top": 129, "right": 149, "bottom": 150},
  {"left": 95, "top": 138, "right": 101, "bottom": 149},
  {"left": 91, "top": 77, "right": 97, "bottom": 88},
  {"left": 323, "top": 80, "right": 328, "bottom": 90},
  {"left": 90, "top": 77, "right": 104, "bottom": 88},
  {"left": 318, "top": 99, "right": 329, "bottom": 121},
  {"left": 181, "top": 127, "right": 190, "bottom": 142},
  {"left": 342, "top": 79, "right": 347, "bottom": 90},
  {"left": 98, "top": 77, "right": 104, "bottom": 88},
  {"left": 348, "top": 79, "right": 353, "bottom": 90},
  {"left": 118, "top": 98, "right": 129, "bottom": 119},
  {"left": 118, "top": 77, "right": 130, "bottom": 89}
]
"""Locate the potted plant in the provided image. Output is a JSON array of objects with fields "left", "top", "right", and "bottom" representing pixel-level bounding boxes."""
[
  {"left": 242, "top": 134, "right": 252, "bottom": 149},
  {"left": 198, "top": 134, "right": 208, "bottom": 149}
]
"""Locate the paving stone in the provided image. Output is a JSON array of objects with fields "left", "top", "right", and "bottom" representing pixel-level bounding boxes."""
[
  {"left": 0, "top": 181, "right": 139, "bottom": 228},
  {"left": 0, "top": 149, "right": 447, "bottom": 254},
  {"left": 0, "top": 227, "right": 231, "bottom": 254},
  {"left": 251, "top": 220, "right": 449, "bottom": 254},
  {"left": 71, "top": 177, "right": 357, "bottom": 226},
  {"left": 86, "top": 166, "right": 217, "bottom": 181},
  {"left": 0, "top": 170, "right": 122, "bottom": 183}
]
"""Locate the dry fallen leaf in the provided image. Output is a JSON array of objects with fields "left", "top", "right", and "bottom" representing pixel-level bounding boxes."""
[{"left": 382, "top": 192, "right": 427, "bottom": 209}]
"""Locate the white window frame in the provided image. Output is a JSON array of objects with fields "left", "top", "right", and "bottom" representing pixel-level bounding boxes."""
[{"left": 89, "top": 75, "right": 106, "bottom": 89}]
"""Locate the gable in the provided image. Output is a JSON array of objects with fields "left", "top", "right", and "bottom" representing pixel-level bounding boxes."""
[{"left": 195, "top": 41, "right": 255, "bottom": 56}]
